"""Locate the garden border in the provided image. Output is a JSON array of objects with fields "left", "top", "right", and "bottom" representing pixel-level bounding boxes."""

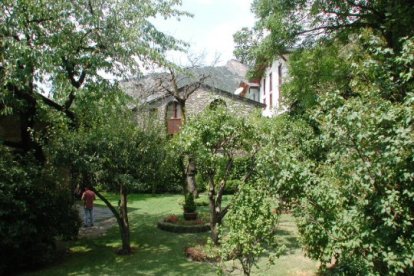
[{"left": 157, "top": 220, "right": 210, "bottom": 233}]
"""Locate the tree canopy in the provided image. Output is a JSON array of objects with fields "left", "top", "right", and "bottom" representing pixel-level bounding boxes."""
[
  {"left": 235, "top": 0, "right": 414, "bottom": 274},
  {"left": 239, "top": 0, "right": 414, "bottom": 78},
  {"left": 0, "top": 0, "right": 189, "bottom": 265},
  {"left": 1, "top": 0, "right": 189, "bottom": 160}
]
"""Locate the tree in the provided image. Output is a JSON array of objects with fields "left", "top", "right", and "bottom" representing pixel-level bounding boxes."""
[
  {"left": 0, "top": 146, "right": 81, "bottom": 274},
  {"left": 237, "top": 0, "right": 414, "bottom": 79},
  {"left": 232, "top": 27, "right": 260, "bottom": 66},
  {"left": 155, "top": 60, "right": 212, "bottom": 197},
  {"left": 174, "top": 107, "right": 257, "bottom": 245},
  {"left": 1, "top": 0, "right": 189, "bottom": 161},
  {"left": 50, "top": 89, "right": 166, "bottom": 255},
  {"left": 133, "top": 56, "right": 215, "bottom": 197},
  {"left": 243, "top": 1, "right": 414, "bottom": 274},
  {"left": 54, "top": 91, "right": 163, "bottom": 254},
  {"left": 255, "top": 21, "right": 414, "bottom": 276},
  {"left": 1, "top": 0, "right": 188, "bottom": 258},
  {"left": 220, "top": 182, "right": 281, "bottom": 276}
]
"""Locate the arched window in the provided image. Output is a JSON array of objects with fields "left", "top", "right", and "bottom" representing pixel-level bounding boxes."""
[
  {"left": 209, "top": 99, "right": 227, "bottom": 110},
  {"left": 166, "top": 101, "right": 182, "bottom": 134}
]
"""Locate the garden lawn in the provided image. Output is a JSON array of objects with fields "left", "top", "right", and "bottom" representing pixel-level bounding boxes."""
[{"left": 22, "top": 194, "right": 316, "bottom": 276}]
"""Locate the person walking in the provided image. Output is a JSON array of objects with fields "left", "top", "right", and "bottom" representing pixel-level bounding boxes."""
[{"left": 81, "top": 186, "right": 96, "bottom": 227}]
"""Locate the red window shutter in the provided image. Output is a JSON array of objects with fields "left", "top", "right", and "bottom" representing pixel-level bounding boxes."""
[{"left": 168, "top": 118, "right": 182, "bottom": 134}]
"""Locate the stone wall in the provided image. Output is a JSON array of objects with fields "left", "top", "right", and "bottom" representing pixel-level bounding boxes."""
[
  {"left": 185, "top": 87, "right": 261, "bottom": 119},
  {"left": 134, "top": 87, "right": 263, "bottom": 133}
]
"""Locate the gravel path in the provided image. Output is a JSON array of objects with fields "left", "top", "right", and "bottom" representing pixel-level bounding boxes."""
[{"left": 77, "top": 203, "right": 117, "bottom": 238}]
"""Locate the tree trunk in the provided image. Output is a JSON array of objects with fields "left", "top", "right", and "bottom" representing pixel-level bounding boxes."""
[
  {"left": 210, "top": 212, "right": 220, "bottom": 245},
  {"left": 180, "top": 102, "right": 197, "bottom": 197},
  {"left": 241, "top": 259, "right": 251, "bottom": 276},
  {"left": 186, "top": 156, "right": 197, "bottom": 197},
  {"left": 93, "top": 187, "right": 131, "bottom": 255},
  {"left": 118, "top": 184, "right": 131, "bottom": 254},
  {"left": 208, "top": 176, "right": 220, "bottom": 245}
]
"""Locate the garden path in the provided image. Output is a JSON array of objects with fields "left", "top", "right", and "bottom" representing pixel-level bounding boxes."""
[{"left": 77, "top": 203, "right": 117, "bottom": 238}]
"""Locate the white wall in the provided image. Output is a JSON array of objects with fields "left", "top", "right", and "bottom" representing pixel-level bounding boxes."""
[{"left": 260, "top": 55, "right": 289, "bottom": 117}]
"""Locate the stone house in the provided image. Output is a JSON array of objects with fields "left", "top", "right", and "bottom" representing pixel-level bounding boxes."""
[
  {"left": 263, "top": 55, "right": 289, "bottom": 117},
  {"left": 122, "top": 60, "right": 265, "bottom": 134},
  {"left": 236, "top": 54, "right": 290, "bottom": 117},
  {"left": 258, "top": 54, "right": 290, "bottom": 117}
]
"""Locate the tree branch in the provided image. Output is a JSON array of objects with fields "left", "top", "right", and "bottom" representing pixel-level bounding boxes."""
[
  {"left": 62, "top": 57, "right": 88, "bottom": 89},
  {"left": 294, "top": 21, "right": 372, "bottom": 36},
  {"left": 41, "top": 94, "right": 76, "bottom": 121},
  {"left": 87, "top": 0, "right": 95, "bottom": 15},
  {"left": 344, "top": 0, "right": 382, "bottom": 18}
]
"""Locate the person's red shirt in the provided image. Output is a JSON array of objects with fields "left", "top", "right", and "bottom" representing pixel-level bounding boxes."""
[{"left": 82, "top": 189, "right": 96, "bottom": 209}]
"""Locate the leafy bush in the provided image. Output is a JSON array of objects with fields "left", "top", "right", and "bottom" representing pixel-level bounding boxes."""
[
  {"left": 0, "top": 147, "right": 81, "bottom": 274},
  {"left": 259, "top": 35, "right": 414, "bottom": 275},
  {"left": 195, "top": 173, "right": 207, "bottom": 193},
  {"left": 223, "top": 179, "right": 241, "bottom": 194},
  {"left": 154, "top": 148, "right": 185, "bottom": 193},
  {"left": 220, "top": 183, "right": 282, "bottom": 275}
]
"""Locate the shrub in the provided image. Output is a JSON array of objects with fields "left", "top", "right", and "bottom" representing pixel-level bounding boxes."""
[
  {"left": 0, "top": 147, "right": 81, "bottom": 274},
  {"left": 183, "top": 193, "right": 197, "bottom": 213},
  {"left": 195, "top": 173, "right": 207, "bottom": 193},
  {"left": 224, "top": 179, "right": 241, "bottom": 194}
]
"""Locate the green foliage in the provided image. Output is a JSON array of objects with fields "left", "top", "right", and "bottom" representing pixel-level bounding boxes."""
[
  {"left": 220, "top": 183, "right": 282, "bottom": 276},
  {"left": 175, "top": 107, "right": 255, "bottom": 184},
  {"left": 153, "top": 144, "right": 185, "bottom": 194},
  {"left": 223, "top": 179, "right": 241, "bottom": 194},
  {"left": 238, "top": 0, "right": 414, "bottom": 79},
  {"left": 284, "top": 42, "right": 352, "bottom": 115},
  {"left": 258, "top": 34, "right": 414, "bottom": 274},
  {"left": 233, "top": 27, "right": 261, "bottom": 66},
  {"left": 0, "top": 0, "right": 190, "bottom": 264},
  {"left": 0, "top": 147, "right": 81, "bottom": 274},
  {"left": 174, "top": 106, "right": 258, "bottom": 244},
  {"left": 1, "top": 0, "right": 189, "bottom": 91},
  {"left": 52, "top": 94, "right": 165, "bottom": 194},
  {"left": 241, "top": 1, "right": 414, "bottom": 273},
  {"left": 183, "top": 193, "right": 197, "bottom": 213}
]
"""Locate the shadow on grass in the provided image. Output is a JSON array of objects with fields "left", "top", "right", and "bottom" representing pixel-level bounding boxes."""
[
  {"left": 23, "top": 194, "right": 308, "bottom": 276},
  {"left": 24, "top": 196, "right": 216, "bottom": 276},
  {"left": 274, "top": 229, "right": 301, "bottom": 254}
]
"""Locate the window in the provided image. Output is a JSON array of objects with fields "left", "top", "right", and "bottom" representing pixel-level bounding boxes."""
[
  {"left": 166, "top": 101, "right": 181, "bottom": 119},
  {"left": 278, "top": 64, "right": 282, "bottom": 89},
  {"left": 209, "top": 99, "right": 226, "bottom": 109},
  {"left": 278, "top": 64, "right": 283, "bottom": 103},
  {"left": 263, "top": 77, "right": 266, "bottom": 96},
  {"left": 166, "top": 101, "right": 182, "bottom": 135},
  {"left": 270, "top": 93, "right": 273, "bottom": 108},
  {"left": 249, "top": 87, "right": 260, "bottom": 102},
  {"left": 262, "top": 77, "right": 266, "bottom": 110},
  {"left": 269, "top": 72, "right": 273, "bottom": 92}
]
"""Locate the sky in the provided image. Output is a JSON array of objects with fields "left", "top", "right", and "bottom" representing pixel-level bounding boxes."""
[{"left": 153, "top": 0, "right": 256, "bottom": 66}]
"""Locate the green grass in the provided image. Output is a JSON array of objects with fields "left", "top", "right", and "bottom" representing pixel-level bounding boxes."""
[{"left": 23, "top": 194, "right": 316, "bottom": 276}]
